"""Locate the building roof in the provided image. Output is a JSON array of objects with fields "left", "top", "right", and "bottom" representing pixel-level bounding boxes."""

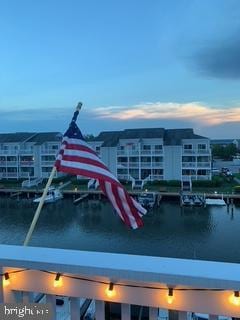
[
  {"left": 93, "top": 128, "right": 208, "bottom": 147},
  {"left": 27, "top": 132, "right": 62, "bottom": 144},
  {"left": 0, "top": 132, "right": 62, "bottom": 144},
  {"left": 164, "top": 129, "right": 207, "bottom": 145},
  {"left": 0, "top": 132, "right": 36, "bottom": 143},
  {"left": 121, "top": 128, "right": 165, "bottom": 139}
]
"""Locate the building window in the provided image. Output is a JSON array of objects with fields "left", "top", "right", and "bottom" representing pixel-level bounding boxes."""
[
  {"left": 118, "top": 157, "right": 127, "bottom": 162},
  {"left": 183, "top": 144, "right": 192, "bottom": 150},
  {"left": 182, "top": 156, "right": 196, "bottom": 162},
  {"left": 143, "top": 145, "right": 151, "bottom": 150},
  {"left": 198, "top": 144, "right": 206, "bottom": 150},
  {"left": 141, "top": 157, "right": 151, "bottom": 163},
  {"left": 197, "top": 169, "right": 207, "bottom": 175},
  {"left": 154, "top": 145, "right": 162, "bottom": 150}
]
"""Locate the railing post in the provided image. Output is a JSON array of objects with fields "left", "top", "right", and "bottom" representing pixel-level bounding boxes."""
[
  {"left": 46, "top": 294, "right": 56, "bottom": 320},
  {"left": 22, "top": 291, "right": 34, "bottom": 303},
  {"left": 0, "top": 267, "right": 3, "bottom": 303},
  {"left": 70, "top": 297, "right": 80, "bottom": 320},
  {"left": 149, "top": 307, "right": 158, "bottom": 320},
  {"left": 95, "top": 300, "right": 105, "bottom": 320},
  {"left": 121, "top": 303, "right": 131, "bottom": 320},
  {"left": 178, "top": 311, "right": 188, "bottom": 320},
  {"left": 169, "top": 310, "right": 179, "bottom": 320}
]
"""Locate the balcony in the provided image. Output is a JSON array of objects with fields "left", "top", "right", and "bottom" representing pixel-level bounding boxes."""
[
  {"left": 41, "top": 160, "right": 55, "bottom": 166},
  {"left": 182, "top": 174, "right": 211, "bottom": 181},
  {"left": 0, "top": 150, "right": 18, "bottom": 155},
  {"left": 0, "top": 244, "right": 239, "bottom": 319},
  {"left": 152, "top": 162, "right": 163, "bottom": 167},
  {"left": 117, "top": 150, "right": 163, "bottom": 156},
  {"left": 19, "top": 150, "right": 34, "bottom": 155},
  {"left": 182, "top": 162, "right": 196, "bottom": 168},
  {"left": 150, "top": 174, "right": 164, "bottom": 181},
  {"left": 20, "top": 161, "right": 34, "bottom": 166},
  {"left": 41, "top": 149, "right": 58, "bottom": 155},
  {"left": 0, "top": 172, "right": 18, "bottom": 178},
  {"left": 182, "top": 149, "right": 211, "bottom": 155},
  {"left": 197, "top": 162, "right": 211, "bottom": 168}
]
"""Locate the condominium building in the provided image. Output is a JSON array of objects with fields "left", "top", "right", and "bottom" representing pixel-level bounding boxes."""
[
  {"left": 89, "top": 128, "right": 212, "bottom": 181},
  {"left": 0, "top": 132, "right": 62, "bottom": 179},
  {"left": 0, "top": 128, "right": 211, "bottom": 181}
]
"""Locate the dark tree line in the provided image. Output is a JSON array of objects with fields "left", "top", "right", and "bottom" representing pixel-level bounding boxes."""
[{"left": 211, "top": 143, "right": 238, "bottom": 160}]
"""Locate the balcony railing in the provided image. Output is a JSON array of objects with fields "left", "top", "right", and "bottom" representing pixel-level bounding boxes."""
[
  {"left": 117, "top": 150, "right": 163, "bottom": 156},
  {"left": 0, "top": 150, "right": 18, "bottom": 155},
  {"left": 41, "top": 149, "right": 58, "bottom": 155},
  {"left": 149, "top": 174, "right": 164, "bottom": 181},
  {"left": 20, "top": 161, "right": 34, "bottom": 166},
  {"left": 182, "top": 174, "right": 211, "bottom": 181},
  {"left": 0, "top": 172, "right": 18, "bottom": 178},
  {"left": 182, "top": 149, "right": 211, "bottom": 155},
  {"left": 0, "top": 244, "right": 239, "bottom": 318},
  {"left": 197, "top": 162, "right": 211, "bottom": 168},
  {"left": 19, "top": 150, "right": 34, "bottom": 155},
  {"left": 41, "top": 161, "right": 55, "bottom": 166}
]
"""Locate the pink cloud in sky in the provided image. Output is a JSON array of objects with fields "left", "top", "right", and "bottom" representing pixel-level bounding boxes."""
[{"left": 94, "top": 102, "right": 240, "bottom": 126}]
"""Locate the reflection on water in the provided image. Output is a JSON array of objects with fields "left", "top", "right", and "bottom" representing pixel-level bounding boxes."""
[{"left": 0, "top": 197, "right": 240, "bottom": 263}]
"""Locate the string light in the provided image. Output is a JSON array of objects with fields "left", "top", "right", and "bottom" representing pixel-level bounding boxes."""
[
  {"left": 1, "top": 269, "right": 239, "bottom": 309},
  {"left": 53, "top": 273, "right": 62, "bottom": 288},
  {"left": 2, "top": 273, "right": 10, "bottom": 287},
  {"left": 167, "top": 288, "right": 174, "bottom": 304},
  {"left": 105, "top": 282, "right": 116, "bottom": 298},
  {"left": 229, "top": 291, "right": 240, "bottom": 306}
]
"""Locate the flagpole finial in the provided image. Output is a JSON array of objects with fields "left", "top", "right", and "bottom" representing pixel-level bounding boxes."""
[{"left": 76, "top": 102, "right": 82, "bottom": 111}]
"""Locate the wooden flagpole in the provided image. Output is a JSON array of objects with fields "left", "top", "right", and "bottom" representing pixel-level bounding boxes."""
[
  {"left": 23, "top": 167, "right": 56, "bottom": 246},
  {"left": 23, "top": 102, "right": 82, "bottom": 246}
]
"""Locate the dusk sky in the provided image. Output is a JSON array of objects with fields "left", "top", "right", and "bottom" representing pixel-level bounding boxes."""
[{"left": 1, "top": 0, "right": 240, "bottom": 138}]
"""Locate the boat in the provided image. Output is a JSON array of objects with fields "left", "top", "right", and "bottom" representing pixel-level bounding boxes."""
[
  {"left": 192, "top": 195, "right": 205, "bottom": 206},
  {"left": 181, "top": 194, "right": 192, "bottom": 206},
  {"left": 33, "top": 187, "right": 63, "bottom": 204},
  {"left": 138, "top": 192, "right": 161, "bottom": 209},
  {"left": 205, "top": 198, "right": 226, "bottom": 206},
  {"left": 181, "top": 193, "right": 205, "bottom": 207}
]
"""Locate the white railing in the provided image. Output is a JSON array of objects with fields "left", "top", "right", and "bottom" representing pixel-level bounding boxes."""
[
  {"left": 183, "top": 150, "right": 211, "bottom": 155},
  {"left": 182, "top": 162, "right": 196, "bottom": 168},
  {"left": 128, "top": 162, "right": 139, "bottom": 167},
  {"left": 0, "top": 172, "right": 18, "bottom": 178},
  {"left": 20, "top": 161, "right": 34, "bottom": 166},
  {"left": 41, "top": 161, "right": 55, "bottom": 166},
  {"left": 197, "top": 162, "right": 211, "bottom": 168},
  {"left": 0, "top": 244, "right": 239, "bottom": 319},
  {"left": 41, "top": 149, "right": 58, "bottom": 155},
  {"left": 152, "top": 162, "right": 163, "bottom": 167},
  {"left": 117, "top": 174, "right": 129, "bottom": 180},
  {"left": 0, "top": 150, "right": 18, "bottom": 155},
  {"left": 19, "top": 150, "right": 34, "bottom": 155},
  {"left": 117, "top": 150, "right": 163, "bottom": 156},
  {"left": 150, "top": 174, "right": 164, "bottom": 181},
  {"left": 182, "top": 175, "right": 211, "bottom": 181}
]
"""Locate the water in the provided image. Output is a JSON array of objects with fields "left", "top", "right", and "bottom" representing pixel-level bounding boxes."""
[{"left": 0, "top": 197, "right": 240, "bottom": 263}]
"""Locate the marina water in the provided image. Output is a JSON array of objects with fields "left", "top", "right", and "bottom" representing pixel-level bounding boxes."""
[{"left": 0, "top": 197, "right": 240, "bottom": 263}]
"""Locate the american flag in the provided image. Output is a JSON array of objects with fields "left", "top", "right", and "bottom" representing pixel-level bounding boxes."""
[{"left": 55, "top": 109, "right": 146, "bottom": 229}]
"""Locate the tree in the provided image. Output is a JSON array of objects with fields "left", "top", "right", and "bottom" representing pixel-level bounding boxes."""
[
  {"left": 212, "top": 143, "right": 237, "bottom": 160},
  {"left": 84, "top": 134, "right": 95, "bottom": 141}
]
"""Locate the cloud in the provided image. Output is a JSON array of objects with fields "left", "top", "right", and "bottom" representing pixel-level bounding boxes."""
[
  {"left": 191, "top": 36, "right": 240, "bottom": 79},
  {"left": 93, "top": 102, "right": 240, "bottom": 126}
]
